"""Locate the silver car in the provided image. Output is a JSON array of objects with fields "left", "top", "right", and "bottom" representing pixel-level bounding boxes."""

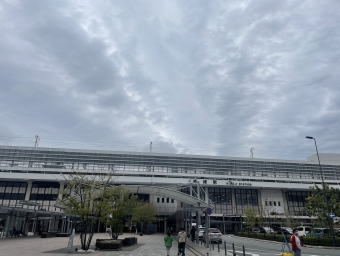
[{"left": 202, "top": 228, "right": 223, "bottom": 243}]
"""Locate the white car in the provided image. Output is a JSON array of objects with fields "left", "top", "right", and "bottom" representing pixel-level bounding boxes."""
[{"left": 295, "top": 226, "right": 312, "bottom": 236}]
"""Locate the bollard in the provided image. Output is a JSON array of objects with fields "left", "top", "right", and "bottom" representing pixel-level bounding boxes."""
[
  {"left": 218, "top": 242, "right": 220, "bottom": 252},
  {"left": 207, "top": 253, "right": 209, "bottom": 256},
  {"left": 224, "top": 241, "right": 227, "bottom": 256},
  {"left": 243, "top": 245, "right": 245, "bottom": 256},
  {"left": 232, "top": 243, "right": 236, "bottom": 256}
]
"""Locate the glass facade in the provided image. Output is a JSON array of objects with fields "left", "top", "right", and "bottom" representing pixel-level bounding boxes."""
[
  {"left": 29, "top": 181, "right": 60, "bottom": 211},
  {"left": 235, "top": 189, "right": 259, "bottom": 214},
  {"left": 0, "top": 181, "right": 27, "bottom": 206},
  {"left": 208, "top": 188, "right": 233, "bottom": 214},
  {"left": 286, "top": 191, "right": 312, "bottom": 216}
]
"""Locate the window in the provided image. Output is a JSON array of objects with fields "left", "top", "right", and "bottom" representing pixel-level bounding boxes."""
[
  {"left": 269, "top": 201, "right": 272, "bottom": 206},
  {"left": 171, "top": 199, "right": 174, "bottom": 203},
  {"left": 157, "top": 198, "right": 160, "bottom": 203},
  {"left": 208, "top": 188, "right": 233, "bottom": 214},
  {"left": 286, "top": 190, "right": 312, "bottom": 216},
  {"left": 273, "top": 202, "right": 276, "bottom": 206},
  {"left": 278, "top": 202, "right": 281, "bottom": 206},
  {"left": 166, "top": 198, "right": 169, "bottom": 203},
  {"left": 162, "top": 198, "right": 164, "bottom": 203},
  {"left": 265, "top": 201, "right": 268, "bottom": 206}
]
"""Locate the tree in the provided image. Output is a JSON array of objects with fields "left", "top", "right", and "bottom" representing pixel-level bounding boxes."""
[
  {"left": 281, "top": 206, "right": 300, "bottom": 228},
  {"left": 305, "top": 184, "right": 340, "bottom": 228},
  {"left": 58, "top": 171, "right": 116, "bottom": 251},
  {"left": 132, "top": 203, "right": 156, "bottom": 232},
  {"left": 243, "top": 206, "right": 263, "bottom": 230},
  {"left": 104, "top": 186, "right": 138, "bottom": 239}
]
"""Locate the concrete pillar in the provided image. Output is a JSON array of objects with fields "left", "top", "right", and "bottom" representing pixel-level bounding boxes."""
[
  {"left": 67, "top": 217, "right": 71, "bottom": 233},
  {"left": 48, "top": 214, "right": 53, "bottom": 232},
  {"left": 25, "top": 181, "right": 33, "bottom": 201},
  {"left": 32, "top": 216, "right": 37, "bottom": 235},
  {"left": 14, "top": 212, "right": 19, "bottom": 230},
  {"left": 231, "top": 188, "right": 236, "bottom": 214},
  {"left": 58, "top": 181, "right": 65, "bottom": 201},
  {"left": 149, "top": 193, "right": 154, "bottom": 204},
  {"left": 205, "top": 186, "right": 209, "bottom": 204},
  {"left": 164, "top": 220, "right": 167, "bottom": 234},
  {"left": 4, "top": 214, "right": 12, "bottom": 237},
  {"left": 54, "top": 216, "right": 60, "bottom": 232},
  {"left": 257, "top": 188, "right": 262, "bottom": 209},
  {"left": 282, "top": 190, "right": 289, "bottom": 213},
  {"left": 196, "top": 204, "right": 201, "bottom": 244}
]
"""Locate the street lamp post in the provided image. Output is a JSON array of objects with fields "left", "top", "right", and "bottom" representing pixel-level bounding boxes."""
[{"left": 306, "top": 136, "right": 335, "bottom": 246}]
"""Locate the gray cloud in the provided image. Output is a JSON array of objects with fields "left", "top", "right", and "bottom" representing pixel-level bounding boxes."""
[{"left": 0, "top": 0, "right": 339, "bottom": 160}]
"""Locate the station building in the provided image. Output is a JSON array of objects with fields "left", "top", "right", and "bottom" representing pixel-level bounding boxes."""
[{"left": 0, "top": 145, "right": 340, "bottom": 236}]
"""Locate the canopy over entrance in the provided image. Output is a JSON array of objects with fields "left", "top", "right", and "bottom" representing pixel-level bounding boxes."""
[{"left": 123, "top": 185, "right": 213, "bottom": 208}]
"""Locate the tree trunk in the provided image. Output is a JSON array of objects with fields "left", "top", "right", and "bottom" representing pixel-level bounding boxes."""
[{"left": 80, "top": 221, "right": 94, "bottom": 250}]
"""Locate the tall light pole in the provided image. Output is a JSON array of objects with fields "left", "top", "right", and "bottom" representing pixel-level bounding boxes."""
[{"left": 305, "top": 136, "right": 335, "bottom": 246}]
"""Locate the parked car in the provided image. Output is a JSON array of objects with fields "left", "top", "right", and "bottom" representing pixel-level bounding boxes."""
[
  {"left": 244, "top": 227, "right": 261, "bottom": 233},
  {"left": 259, "top": 227, "right": 275, "bottom": 234},
  {"left": 306, "top": 228, "right": 327, "bottom": 237},
  {"left": 278, "top": 227, "right": 293, "bottom": 235},
  {"left": 295, "top": 226, "right": 312, "bottom": 237},
  {"left": 202, "top": 228, "right": 223, "bottom": 243}
]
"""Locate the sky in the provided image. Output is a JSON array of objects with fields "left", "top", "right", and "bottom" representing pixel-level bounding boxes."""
[{"left": 0, "top": 0, "right": 339, "bottom": 161}]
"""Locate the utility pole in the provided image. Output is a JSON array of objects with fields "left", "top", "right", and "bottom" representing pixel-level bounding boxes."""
[
  {"left": 150, "top": 142, "right": 152, "bottom": 153},
  {"left": 34, "top": 135, "right": 40, "bottom": 147},
  {"left": 250, "top": 147, "right": 255, "bottom": 158},
  {"left": 306, "top": 136, "right": 335, "bottom": 246}
]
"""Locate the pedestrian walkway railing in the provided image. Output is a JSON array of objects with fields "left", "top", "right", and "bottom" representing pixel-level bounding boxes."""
[{"left": 190, "top": 237, "right": 248, "bottom": 256}]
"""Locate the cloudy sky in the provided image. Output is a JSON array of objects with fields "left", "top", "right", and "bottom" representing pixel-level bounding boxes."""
[{"left": 0, "top": 0, "right": 339, "bottom": 160}]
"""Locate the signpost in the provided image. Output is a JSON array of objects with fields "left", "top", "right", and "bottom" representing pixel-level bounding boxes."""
[
  {"left": 206, "top": 207, "right": 212, "bottom": 215},
  {"left": 329, "top": 213, "right": 336, "bottom": 219}
]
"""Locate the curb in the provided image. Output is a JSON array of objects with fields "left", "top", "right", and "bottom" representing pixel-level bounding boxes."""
[{"left": 231, "top": 235, "right": 338, "bottom": 250}]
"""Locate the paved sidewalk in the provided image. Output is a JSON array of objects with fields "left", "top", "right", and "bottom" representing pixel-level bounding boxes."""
[
  {"left": 0, "top": 233, "right": 196, "bottom": 256},
  {"left": 185, "top": 240, "right": 229, "bottom": 256}
]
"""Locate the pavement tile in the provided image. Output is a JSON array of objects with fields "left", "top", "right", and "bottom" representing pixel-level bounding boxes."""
[{"left": 0, "top": 233, "right": 196, "bottom": 256}]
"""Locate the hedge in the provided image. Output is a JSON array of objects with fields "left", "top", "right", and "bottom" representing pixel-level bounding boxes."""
[{"left": 236, "top": 232, "right": 340, "bottom": 246}]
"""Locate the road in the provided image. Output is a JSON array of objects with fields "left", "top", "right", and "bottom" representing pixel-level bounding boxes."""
[{"left": 222, "top": 235, "right": 340, "bottom": 256}]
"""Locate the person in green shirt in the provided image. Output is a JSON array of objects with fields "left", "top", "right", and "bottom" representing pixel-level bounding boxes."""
[{"left": 164, "top": 230, "right": 174, "bottom": 256}]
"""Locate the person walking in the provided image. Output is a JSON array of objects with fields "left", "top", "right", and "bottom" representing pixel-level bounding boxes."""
[
  {"left": 177, "top": 227, "right": 187, "bottom": 256},
  {"left": 164, "top": 230, "right": 174, "bottom": 256},
  {"left": 290, "top": 228, "right": 306, "bottom": 256},
  {"left": 190, "top": 226, "right": 196, "bottom": 242}
]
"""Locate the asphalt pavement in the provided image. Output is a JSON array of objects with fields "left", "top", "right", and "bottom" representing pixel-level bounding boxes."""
[{"left": 222, "top": 235, "right": 340, "bottom": 256}]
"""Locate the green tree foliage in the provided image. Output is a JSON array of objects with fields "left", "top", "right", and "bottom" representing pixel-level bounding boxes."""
[
  {"left": 132, "top": 203, "right": 156, "bottom": 231},
  {"left": 244, "top": 206, "right": 263, "bottom": 230},
  {"left": 58, "top": 171, "right": 117, "bottom": 250},
  {"left": 104, "top": 186, "right": 138, "bottom": 239},
  {"left": 305, "top": 184, "right": 340, "bottom": 228}
]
